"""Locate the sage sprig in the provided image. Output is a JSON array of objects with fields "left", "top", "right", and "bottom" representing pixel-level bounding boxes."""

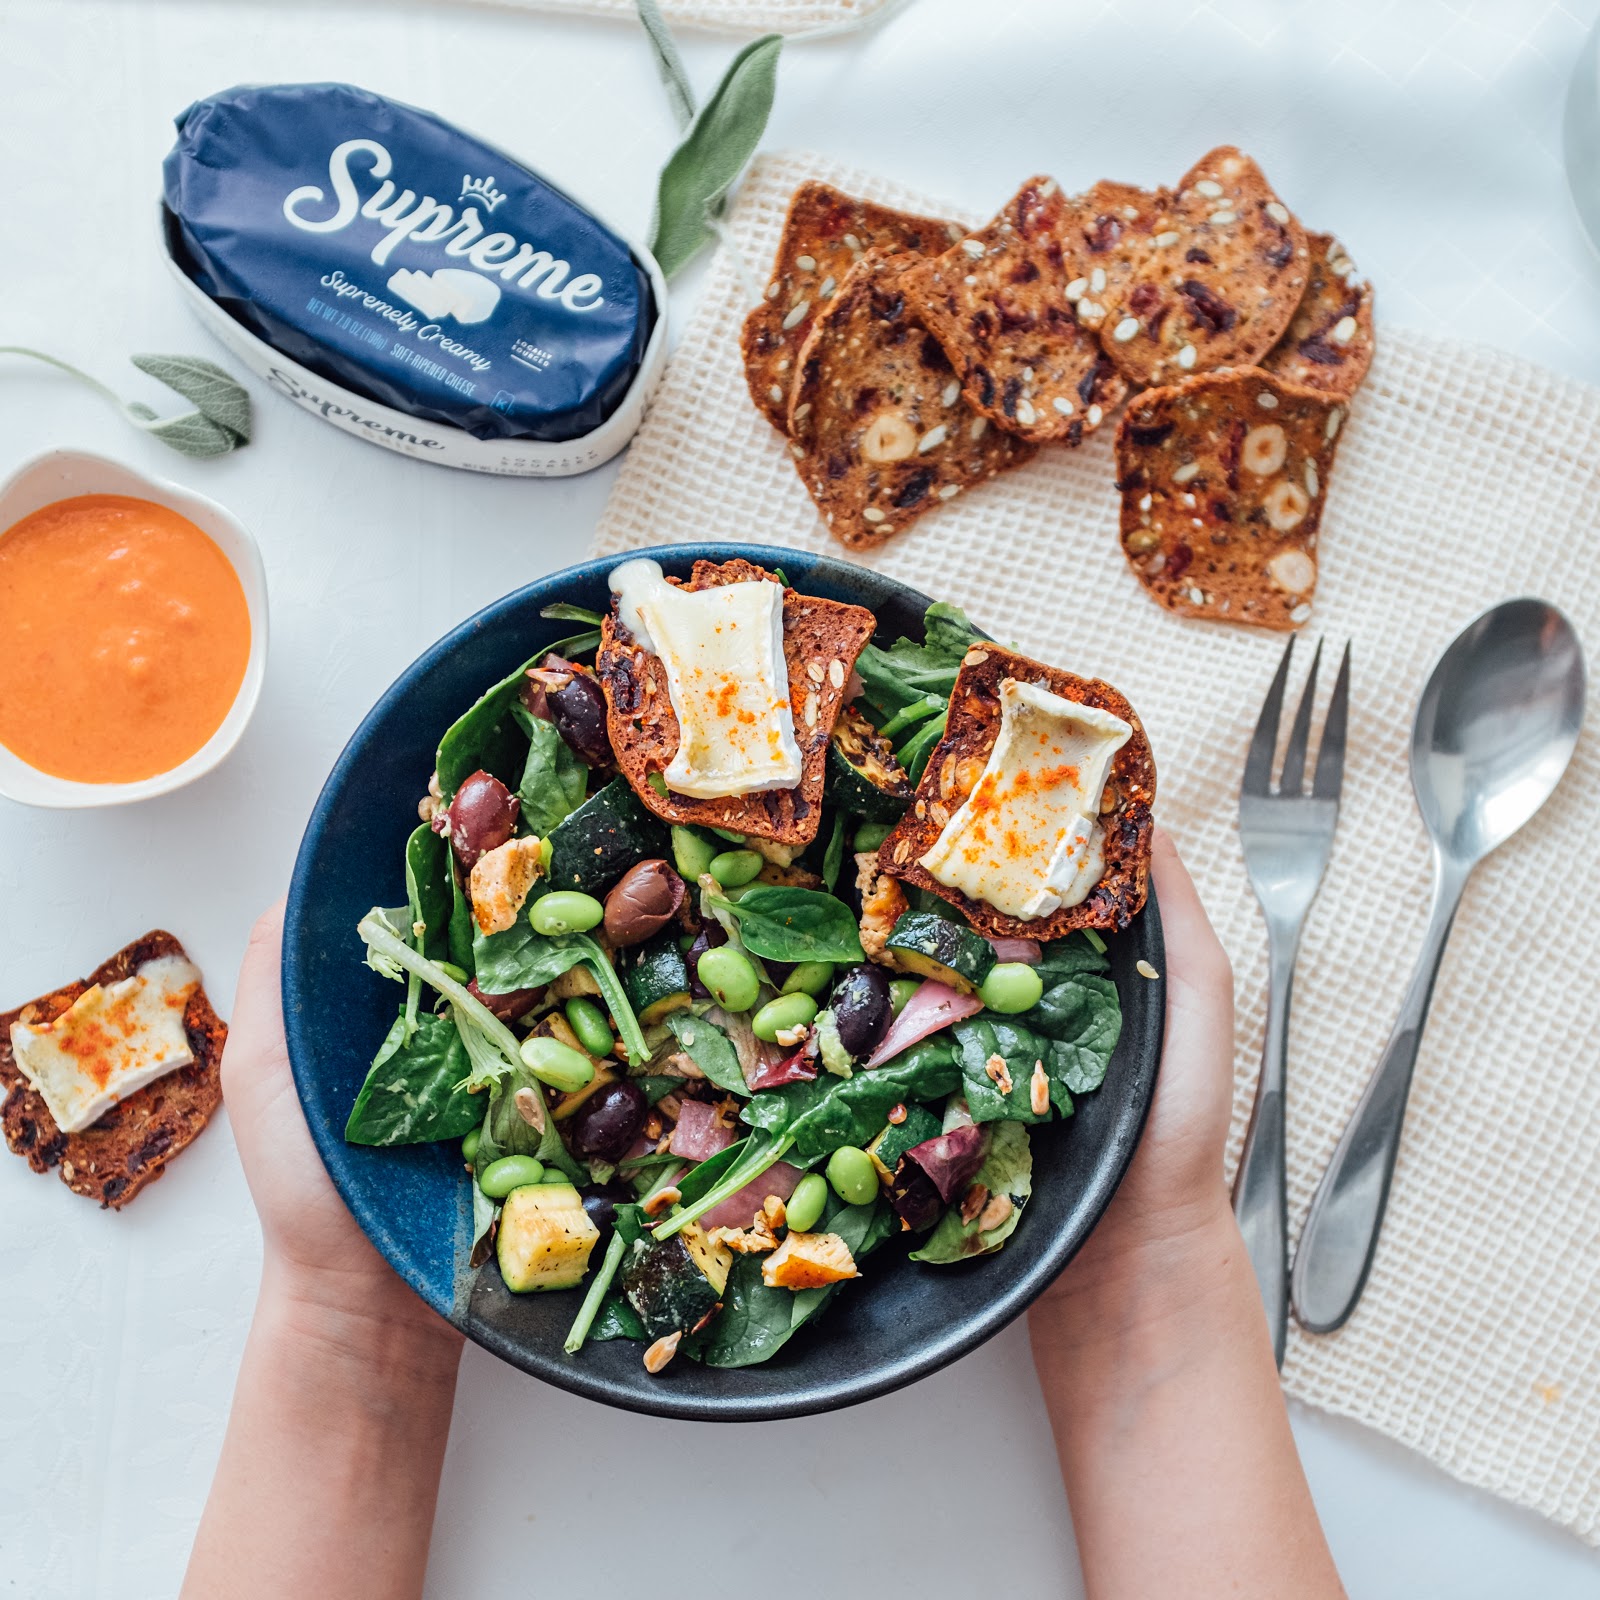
[
  {"left": 0, "top": 346, "right": 251, "bottom": 458},
  {"left": 638, "top": 0, "right": 782, "bottom": 279}
]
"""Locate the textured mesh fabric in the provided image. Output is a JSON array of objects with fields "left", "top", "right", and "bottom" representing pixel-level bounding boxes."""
[{"left": 594, "top": 151, "right": 1600, "bottom": 1545}]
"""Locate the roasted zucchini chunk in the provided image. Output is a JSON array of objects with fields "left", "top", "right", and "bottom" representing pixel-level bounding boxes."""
[
  {"left": 621, "top": 1227, "right": 726, "bottom": 1339},
  {"left": 497, "top": 1183, "right": 600, "bottom": 1292},
  {"left": 826, "top": 705, "right": 913, "bottom": 821},
  {"left": 883, "top": 910, "right": 995, "bottom": 993},
  {"left": 867, "top": 1102, "right": 943, "bottom": 1182},
  {"left": 546, "top": 779, "right": 669, "bottom": 896},
  {"left": 621, "top": 933, "right": 693, "bottom": 1024}
]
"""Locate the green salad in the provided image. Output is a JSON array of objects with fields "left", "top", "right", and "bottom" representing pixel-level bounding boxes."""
[{"left": 348, "top": 572, "right": 1123, "bottom": 1374}]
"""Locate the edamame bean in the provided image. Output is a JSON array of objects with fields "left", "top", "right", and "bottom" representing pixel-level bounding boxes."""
[
  {"left": 888, "top": 977, "right": 920, "bottom": 1017},
  {"left": 711, "top": 827, "right": 747, "bottom": 844},
  {"left": 785, "top": 1172, "right": 828, "bottom": 1233},
  {"left": 520, "top": 1035, "right": 596, "bottom": 1093},
  {"left": 540, "top": 1168, "right": 573, "bottom": 1185},
  {"left": 564, "top": 996, "right": 614, "bottom": 1058},
  {"left": 671, "top": 825, "right": 718, "bottom": 883},
  {"left": 696, "top": 946, "right": 760, "bottom": 1012},
  {"left": 979, "top": 961, "right": 1044, "bottom": 1015},
  {"left": 752, "top": 992, "right": 819, "bottom": 1042},
  {"left": 436, "top": 960, "right": 469, "bottom": 983},
  {"left": 460, "top": 1127, "right": 481, "bottom": 1164},
  {"left": 781, "top": 961, "right": 834, "bottom": 997},
  {"left": 825, "top": 1146, "right": 879, "bottom": 1206},
  {"left": 709, "top": 849, "right": 763, "bottom": 889},
  {"left": 479, "top": 1154, "right": 544, "bottom": 1199},
  {"left": 529, "top": 890, "right": 605, "bottom": 936},
  {"left": 852, "top": 820, "right": 893, "bottom": 853}
]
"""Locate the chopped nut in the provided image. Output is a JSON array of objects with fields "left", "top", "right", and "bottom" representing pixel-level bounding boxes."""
[
  {"left": 861, "top": 411, "right": 916, "bottom": 464},
  {"left": 716, "top": 1225, "right": 778, "bottom": 1254},
  {"left": 978, "top": 1194, "right": 1015, "bottom": 1232},
  {"left": 1241, "top": 423, "right": 1288, "bottom": 477},
  {"left": 1263, "top": 482, "right": 1311, "bottom": 534},
  {"left": 1267, "top": 547, "right": 1316, "bottom": 592},
  {"left": 984, "top": 1053, "right": 1014, "bottom": 1095},
  {"left": 513, "top": 1086, "right": 545, "bottom": 1132},
  {"left": 1029, "top": 1061, "right": 1050, "bottom": 1116},
  {"left": 417, "top": 794, "right": 437, "bottom": 824},
  {"left": 960, "top": 1184, "right": 989, "bottom": 1224},
  {"left": 644, "top": 1331, "right": 682, "bottom": 1373},
  {"left": 1136, "top": 959, "right": 1161, "bottom": 980},
  {"left": 642, "top": 1185, "right": 681, "bottom": 1217}
]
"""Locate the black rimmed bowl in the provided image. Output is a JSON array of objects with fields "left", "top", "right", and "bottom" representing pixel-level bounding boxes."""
[{"left": 283, "top": 543, "right": 1164, "bottom": 1421}]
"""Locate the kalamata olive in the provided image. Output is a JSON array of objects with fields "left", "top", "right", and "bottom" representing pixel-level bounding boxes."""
[
  {"left": 539, "top": 655, "right": 612, "bottom": 768},
  {"left": 830, "top": 963, "right": 893, "bottom": 1058},
  {"left": 580, "top": 1181, "right": 635, "bottom": 1236},
  {"left": 566, "top": 1080, "right": 649, "bottom": 1162},
  {"left": 603, "top": 859, "right": 686, "bottom": 947},
  {"left": 448, "top": 770, "right": 518, "bottom": 872},
  {"left": 467, "top": 977, "right": 541, "bottom": 1022},
  {"left": 686, "top": 922, "right": 727, "bottom": 999}
]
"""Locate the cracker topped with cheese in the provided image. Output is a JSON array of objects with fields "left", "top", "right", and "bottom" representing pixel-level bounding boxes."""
[
  {"left": 877, "top": 644, "right": 1155, "bottom": 937},
  {"left": 0, "top": 930, "right": 225, "bottom": 1208},
  {"left": 595, "top": 557, "right": 875, "bottom": 845}
]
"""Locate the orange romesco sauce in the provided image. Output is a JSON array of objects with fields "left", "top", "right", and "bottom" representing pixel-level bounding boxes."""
[{"left": 0, "top": 494, "right": 251, "bottom": 783}]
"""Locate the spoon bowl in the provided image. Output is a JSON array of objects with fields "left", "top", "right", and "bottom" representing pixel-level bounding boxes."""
[{"left": 1413, "top": 598, "right": 1587, "bottom": 864}]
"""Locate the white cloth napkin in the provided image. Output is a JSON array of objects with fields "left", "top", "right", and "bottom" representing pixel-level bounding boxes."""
[{"left": 592, "top": 150, "right": 1600, "bottom": 1545}]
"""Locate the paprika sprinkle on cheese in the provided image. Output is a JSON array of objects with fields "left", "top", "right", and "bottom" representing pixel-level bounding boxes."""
[{"left": 0, "top": 494, "right": 250, "bottom": 783}]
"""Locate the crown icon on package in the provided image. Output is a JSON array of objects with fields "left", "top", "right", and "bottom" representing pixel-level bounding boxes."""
[{"left": 460, "top": 174, "right": 507, "bottom": 212}]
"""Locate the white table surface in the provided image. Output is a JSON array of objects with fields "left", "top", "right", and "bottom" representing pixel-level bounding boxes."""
[{"left": 4, "top": 1, "right": 1600, "bottom": 1594}]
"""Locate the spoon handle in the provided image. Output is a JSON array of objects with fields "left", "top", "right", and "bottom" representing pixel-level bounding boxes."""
[{"left": 1291, "top": 853, "right": 1472, "bottom": 1334}]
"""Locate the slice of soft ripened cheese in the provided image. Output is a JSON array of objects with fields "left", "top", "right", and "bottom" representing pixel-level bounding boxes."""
[
  {"left": 9, "top": 955, "right": 201, "bottom": 1133},
  {"left": 920, "top": 678, "right": 1132, "bottom": 920},
  {"left": 609, "top": 558, "right": 803, "bottom": 799}
]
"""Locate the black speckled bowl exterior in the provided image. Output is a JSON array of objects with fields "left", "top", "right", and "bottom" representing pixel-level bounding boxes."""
[{"left": 284, "top": 543, "right": 1164, "bottom": 1421}]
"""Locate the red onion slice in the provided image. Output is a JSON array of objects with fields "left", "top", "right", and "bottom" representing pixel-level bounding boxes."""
[{"left": 865, "top": 979, "right": 984, "bottom": 1068}]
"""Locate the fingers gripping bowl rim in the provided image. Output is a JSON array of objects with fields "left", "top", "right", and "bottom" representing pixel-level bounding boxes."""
[{"left": 282, "top": 543, "right": 1164, "bottom": 1422}]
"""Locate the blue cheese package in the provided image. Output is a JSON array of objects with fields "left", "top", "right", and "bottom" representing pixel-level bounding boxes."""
[{"left": 163, "top": 83, "right": 661, "bottom": 464}]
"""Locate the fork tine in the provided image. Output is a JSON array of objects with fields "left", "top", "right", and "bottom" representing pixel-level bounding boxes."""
[
  {"left": 1312, "top": 641, "right": 1351, "bottom": 801},
  {"left": 1277, "top": 639, "right": 1324, "bottom": 796},
  {"left": 1241, "top": 638, "right": 1295, "bottom": 797}
]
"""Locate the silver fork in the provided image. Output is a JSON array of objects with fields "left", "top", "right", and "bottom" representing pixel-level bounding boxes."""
[{"left": 1232, "top": 638, "right": 1350, "bottom": 1369}]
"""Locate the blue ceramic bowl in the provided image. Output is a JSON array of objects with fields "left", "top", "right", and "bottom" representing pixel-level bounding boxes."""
[{"left": 284, "top": 544, "right": 1164, "bottom": 1421}]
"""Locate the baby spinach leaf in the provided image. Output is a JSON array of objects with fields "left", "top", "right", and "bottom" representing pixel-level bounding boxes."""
[
  {"left": 1026, "top": 972, "right": 1121, "bottom": 1093},
  {"left": 406, "top": 824, "right": 453, "bottom": 963},
  {"left": 650, "top": 33, "right": 782, "bottom": 277},
  {"left": 472, "top": 925, "right": 648, "bottom": 1064},
  {"left": 589, "top": 1291, "right": 646, "bottom": 1343},
  {"left": 711, "top": 885, "right": 865, "bottom": 963},
  {"left": 953, "top": 1017, "right": 1072, "bottom": 1124},
  {"left": 821, "top": 811, "right": 846, "bottom": 893},
  {"left": 665, "top": 1011, "right": 747, "bottom": 1095},
  {"left": 436, "top": 654, "right": 538, "bottom": 798},
  {"left": 853, "top": 602, "right": 982, "bottom": 720},
  {"left": 344, "top": 1010, "right": 479, "bottom": 1145},
  {"left": 696, "top": 1195, "right": 892, "bottom": 1367},
  {"left": 447, "top": 865, "right": 476, "bottom": 976},
  {"left": 674, "top": 1134, "right": 757, "bottom": 1205},
  {"left": 743, "top": 1038, "right": 961, "bottom": 1161},
  {"left": 911, "top": 1121, "right": 1032, "bottom": 1264},
  {"left": 515, "top": 715, "right": 588, "bottom": 836},
  {"left": 896, "top": 708, "right": 948, "bottom": 786}
]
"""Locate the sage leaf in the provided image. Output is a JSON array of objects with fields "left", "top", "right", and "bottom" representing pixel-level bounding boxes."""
[
  {"left": 132, "top": 354, "right": 252, "bottom": 441},
  {"left": 650, "top": 33, "right": 782, "bottom": 278},
  {"left": 634, "top": 0, "right": 697, "bottom": 132},
  {"left": 0, "top": 345, "right": 251, "bottom": 459}
]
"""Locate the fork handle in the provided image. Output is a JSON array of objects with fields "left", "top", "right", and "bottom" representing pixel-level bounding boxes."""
[
  {"left": 1232, "top": 927, "right": 1300, "bottom": 1370},
  {"left": 1290, "top": 852, "right": 1471, "bottom": 1334}
]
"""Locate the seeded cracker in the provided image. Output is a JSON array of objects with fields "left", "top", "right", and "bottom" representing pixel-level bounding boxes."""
[
  {"left": 0, "top": 931, "right": 225, "bottom": 1209},
  {"left": 878, "top": 644, "right": 1156, "bottom": 939},
  {"left": 901, "top": 177, "right": 1126, "bottom": 444},
  {"left": 787, "top": 249, "right": 1037, "bottom": 549},
  {"left": 1095, "top": 147, "right": 1309, "bottom": 388},
  {"left": 741, "top": 182, "right": 960, "bottom": 433},
  {"left": 1116, "top": 367, "right": 1346, "bottom": 630},
  {"left": 1261, "top": 231, "right": 1375, "bottom": 400},
  {"left": 596, "top": 559, "right": 875, "bottom": 846}
]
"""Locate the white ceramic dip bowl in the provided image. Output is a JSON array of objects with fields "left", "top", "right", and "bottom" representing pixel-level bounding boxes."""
[{"left": 0, "top": 449, "right": 268, "bottom": 808}]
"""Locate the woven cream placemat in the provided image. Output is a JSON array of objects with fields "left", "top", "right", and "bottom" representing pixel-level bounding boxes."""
[
  {"left": 460, "top": 0, "right": 891, "bottom": 33},
  {"left": 593, "top": 151, "right": 1600, "bottom": 1542}
]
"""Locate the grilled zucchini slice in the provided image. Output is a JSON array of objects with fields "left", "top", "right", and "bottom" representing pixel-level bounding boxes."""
[
  {"left": 497, "top": 1183, "right": 600, "bottom": 1292},
  {"left": 621, "top": 933, "right": 692, "bottom": 1024},
  {"left": 826, "top": 704, "right": 913, "bottom": 821},
  {"left": 883, "top": 911, "right": 995, "bottom": 993}
]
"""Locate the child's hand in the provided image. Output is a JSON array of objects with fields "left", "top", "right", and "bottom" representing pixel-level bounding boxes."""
[
  {"left": 1030, "top": 828, "right": 1237, "bottom": 1348},
  {"left": 223, "top": 901, "right": 460, "bottom": 1350}
]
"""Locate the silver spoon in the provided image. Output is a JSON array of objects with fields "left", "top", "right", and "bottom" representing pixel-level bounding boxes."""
[{"left": 1291, "top": 598, "right": 1587, "bottom": 1334}]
